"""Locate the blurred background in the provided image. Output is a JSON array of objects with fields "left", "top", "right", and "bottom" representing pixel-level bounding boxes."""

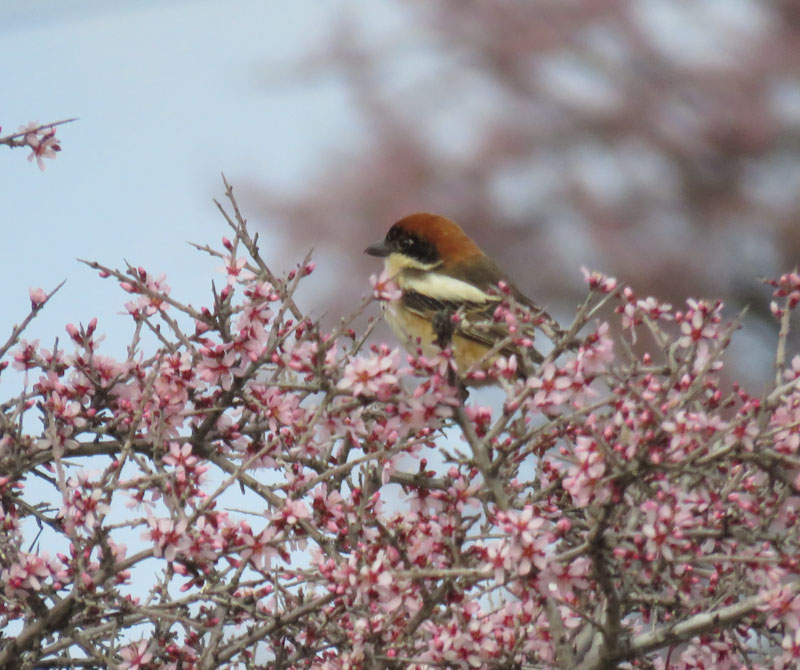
[{"left": 3, "top": 0, "right": 800, "bottom": 387}]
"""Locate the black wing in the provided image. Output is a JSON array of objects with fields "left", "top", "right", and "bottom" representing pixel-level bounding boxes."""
[{"left": 400, "top": 290, "right": 543, "bottom": 364}]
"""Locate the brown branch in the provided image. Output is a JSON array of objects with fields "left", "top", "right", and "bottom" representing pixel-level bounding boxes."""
[{"left": 0, "top": 118, "right": 77, "bottom": 148}]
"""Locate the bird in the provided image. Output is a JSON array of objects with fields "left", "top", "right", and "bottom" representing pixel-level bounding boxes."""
[{"left": 365, "top": 212, "right": 560, "bottom": 384}]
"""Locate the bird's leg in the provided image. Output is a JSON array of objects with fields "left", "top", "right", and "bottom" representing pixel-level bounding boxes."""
[
  {"left": 432, "top": 308, "right": 469, "bottom": 401},
  {"left": 432, "top": 308, "right": 456, "bottom": 349}
]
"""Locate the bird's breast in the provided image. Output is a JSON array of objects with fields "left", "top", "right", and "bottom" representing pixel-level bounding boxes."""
[{"left": 383, "top": 300, "right": 497, "bottom": 375}]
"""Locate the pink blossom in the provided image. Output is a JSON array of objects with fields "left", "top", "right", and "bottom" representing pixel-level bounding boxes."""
[
  {"left": 28, "top": 286, "right": 48, "bottom": 308},
  {"left": 241, "top": 523, "right": 280, "bottom": 570},
  {"left": 196, "top": 343, "right": 238, "bottom": 390},
  {"left": 780, "top": 628, "right": 800, "bottom": 665},
  {"left": 491, "top": 353, "right": 518, "bottom": 379},
  {"left": 117, "top": 640, "right": 153, "bottom": 670},
  {"left": 339, "top": 346, "right": 401, "bottom": 398},
  {"left": 145, "top": 517, "right": 190, "bottom": 562},
  {"left": 122, "top": 271, "right": 171, "bottom": 317},
  {"left": 581, "top": 267, "right": 618, "bottom": 293},
  {"left": 760, "top": 586, "right": 800, "bottom": 631},
  {"left": 768, "top": 271, "right": 800, "bottom": 309},
  {"left": 1, "top": 552, "right": 61, "bottom": 597},
  {"left": 638, "top": 499, "right": 692, "bottom": 562},
  {"left": 18, "top": 121, "right": 62, "bottom": 170},
  {"left": 397, "top": 384, "right": 455, "bottom": 432},
  {"left": 59, "top": 472, "right": 110, "bottom": 533},
  {"left": 12, "top": 339, "right": 40, "bottom": 371},
  {"left": 538, "top": 556, "right": 591, "bottom": 602},
  {"left": 676, "top": 298, "right": 724, "bottom": 348},
  {"left": 771, "top": 402, "right": 800, "bottom": 455},
  {"left": 575, "top": 321, "right": 614, "bottom": 375},
  {"left": 785, "top": 355, "right": 800, "bottom": 381},
  {"left": 178, "top": 514, "right": 225, "bottom": 567},
  {"left": 221, "top": 254, "right": 252, "bottom": 285},
  {"left": 247, "top": 384, "right": 302, "bottom": 432},
  {"left": 637, "top": 295, "right": 673, "bottom": 320},
  {"left": 271, "top": 498, "right": 310, "bottom": 529},
  {"left": 445, "top": 475, "right": 482, "bottom": 512},
  {"left": 370, "top": 269, "right": 402, "bottom": 302},
  {"left": 47, "top": 390, "right": 85, "bottom": 425},
  {"left": 525, "top": 362, "right": 572, "bottom": 409},
  {"left": 496, "top": 506, "right": 554, "bottom": 580},
  {"left": 285, "top": 339, "right": 338, "bottom": 375},
  {"left": 163, "top": 442, "right": 208, "bottom": 495},
  {"left": 561, "top": 436, "right": 609, "bottom": 507}
]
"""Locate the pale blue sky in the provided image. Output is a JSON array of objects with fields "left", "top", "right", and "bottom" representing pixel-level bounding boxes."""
[
  {"left": 1, "top": 1, "right": 412, "bottom": 368},
  {"left": 3, "top": 0, "right": 788, "bottom": 388},
  {"left": 1, "top": 0, "right": 420, "bottom": 624}
]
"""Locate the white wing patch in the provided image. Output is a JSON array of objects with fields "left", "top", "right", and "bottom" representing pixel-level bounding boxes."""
[{"left": 399, "top": 269, "right": 497, "bottom": 304}]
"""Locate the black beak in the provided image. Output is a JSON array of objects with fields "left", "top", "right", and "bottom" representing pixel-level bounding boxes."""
[{"left": 365, "top": 240, "right": 390, "bottom": 257}]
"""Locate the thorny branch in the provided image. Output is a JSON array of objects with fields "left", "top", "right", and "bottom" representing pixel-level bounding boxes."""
[{"left": 1, "top": 183, "right": 800, "bottom": 669}]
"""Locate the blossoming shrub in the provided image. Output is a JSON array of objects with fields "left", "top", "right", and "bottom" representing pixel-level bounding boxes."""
[{"left": 2, "top": 184, "right": 800, "bottom": 670}]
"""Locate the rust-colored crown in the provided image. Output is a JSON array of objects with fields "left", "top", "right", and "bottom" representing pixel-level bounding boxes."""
[{"left": 392, "top": 213, "right": 484, "bottom": 265}]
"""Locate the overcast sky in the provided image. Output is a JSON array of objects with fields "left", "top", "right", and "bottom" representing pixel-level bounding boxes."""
[
  {"left": 2, "top": 0, "right": 421, "bottom": 613},
  {"left": 1, "top": 1, "right": 412, "bottom": 377}
]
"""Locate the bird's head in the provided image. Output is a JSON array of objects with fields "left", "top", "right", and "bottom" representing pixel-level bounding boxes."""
[{"left": 365, "top": 213, "right": 485, "bottom": 271}]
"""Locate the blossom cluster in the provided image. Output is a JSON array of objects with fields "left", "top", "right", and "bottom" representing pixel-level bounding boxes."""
[
  {"left": 2, "top": 186, "right": 800, "bottom": 669},
  {"left": 0, "top": 120, "right": 67, "bottom": 170}
]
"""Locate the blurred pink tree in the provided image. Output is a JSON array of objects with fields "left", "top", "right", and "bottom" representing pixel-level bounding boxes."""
[{"left": 245, "top": 0, "right": 800, "bottom": 375}]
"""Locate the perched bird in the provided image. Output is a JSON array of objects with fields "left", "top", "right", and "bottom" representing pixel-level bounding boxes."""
[{"left": 365, "top": 212, "right": 559, "bottom": 383}]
